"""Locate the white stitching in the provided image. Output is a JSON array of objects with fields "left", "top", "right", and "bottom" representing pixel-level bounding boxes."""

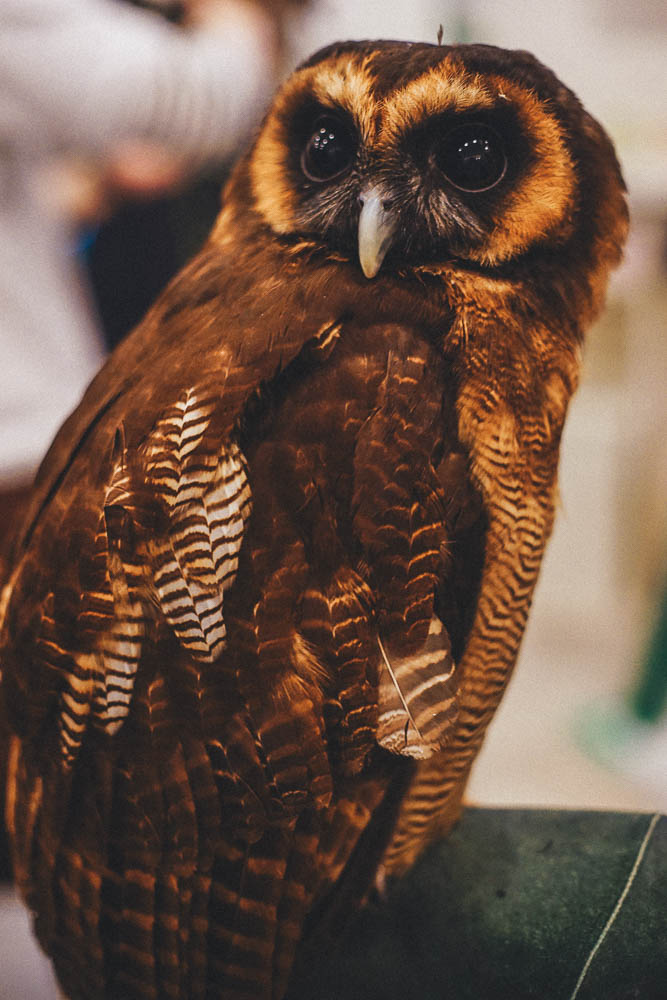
[{"left": 568, "top": 811, "right": 661, "bottom": 999}]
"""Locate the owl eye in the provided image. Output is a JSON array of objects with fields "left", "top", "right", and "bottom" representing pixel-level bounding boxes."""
[
  {"left": 436, "top": 122, "right": 507, "bottom": 192},
  {"left": 301, "top": 115, "right": 356, "bottom": 182}
]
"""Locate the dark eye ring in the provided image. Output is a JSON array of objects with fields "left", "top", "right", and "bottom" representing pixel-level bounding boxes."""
[
  {"left": 301, "top": 115, "right": 357, "bottom": 182},
  {"left": 436, "top": 122, "right": 507, "bottom": 193}
]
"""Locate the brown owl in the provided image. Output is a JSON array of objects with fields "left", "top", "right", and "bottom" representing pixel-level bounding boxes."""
[{"left": 0, "top": 39, "right": 627, "bottom": 1000}]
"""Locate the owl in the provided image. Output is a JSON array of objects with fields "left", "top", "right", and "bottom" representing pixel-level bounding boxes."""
[{"left": 0, "top": 40, "right": 627, "bottom": 1000}]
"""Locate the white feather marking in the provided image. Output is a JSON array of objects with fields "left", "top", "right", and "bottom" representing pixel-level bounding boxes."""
[{"left": 377, "top": 634, "right": 422, "bottom": 740}]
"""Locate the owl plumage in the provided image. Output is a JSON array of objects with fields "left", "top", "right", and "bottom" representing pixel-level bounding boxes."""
[{"left": 0, "top": 40, "right": 627, "bottom": 1000}]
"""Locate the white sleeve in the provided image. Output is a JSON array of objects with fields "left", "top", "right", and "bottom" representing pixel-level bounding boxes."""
[{"left": 0, "top": 0, "right": 274, "bottom": 163}]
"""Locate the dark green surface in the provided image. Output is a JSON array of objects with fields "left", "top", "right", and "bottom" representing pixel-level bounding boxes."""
[{"left": 289, "top": 808, "right": 666, "bottom": 1000}]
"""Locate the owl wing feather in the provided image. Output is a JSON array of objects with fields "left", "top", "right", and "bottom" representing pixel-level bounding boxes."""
[
  {"left": 1, "top": 240, "right": 347, "bottom": 749},
  {"left": 3, "top": 278, "right": 463, "bottom": 999},
  {"left": 351, "top": 343, "right": 461, "bottom": 760},
  {"left": 377, "top": 615, "right": 458, "bottom": 757},
  {"left": 0, "top": 247, "right": 359, "bottom": 998},
  {"left": 2, "top": 312, "right": 480, "bottom": 1000}
]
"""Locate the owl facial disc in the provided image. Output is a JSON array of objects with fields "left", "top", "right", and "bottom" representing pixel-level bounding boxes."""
[{"left": 358, "top": 187, "right": 397, "bottom": 278}]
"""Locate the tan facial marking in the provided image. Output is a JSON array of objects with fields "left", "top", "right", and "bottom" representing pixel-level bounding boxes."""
[
  {"left": 475, "top": 76, "right": 577, "bottom": 264},
  {"left": 380, "top": 62, "right": 577, "bottom": 263},
  {"left": 381, "top": 57, "right": 495, "bottom": 146},
  {"left": 251, "top": 55, "right": 378, "bottom": 234},
  {"left": 312, "top": 54, "right": 378, "bottom": 146}
]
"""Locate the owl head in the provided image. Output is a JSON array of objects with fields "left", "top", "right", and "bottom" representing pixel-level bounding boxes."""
[{"left": 232, "top": 40, "right": 626, "bottom": 323}]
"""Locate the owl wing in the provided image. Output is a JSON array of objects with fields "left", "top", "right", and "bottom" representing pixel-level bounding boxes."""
[
  {"left": 1, "top": 260, "right": 485, "bottom": 1000},
  {"left": 1, "top": 243, "right": 345, "bottom": 761},
  {"left": 1, "top": 255, "right": 420, "bottom": 999}
]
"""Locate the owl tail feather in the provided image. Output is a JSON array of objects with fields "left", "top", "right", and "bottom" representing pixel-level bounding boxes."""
[{"left": 376, "top": 615, "right": 459, "bottom": 758}]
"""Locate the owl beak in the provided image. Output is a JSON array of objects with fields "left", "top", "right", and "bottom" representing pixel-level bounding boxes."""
[{"left": 358, "top": 188, "right": 397, "bottom": 279}]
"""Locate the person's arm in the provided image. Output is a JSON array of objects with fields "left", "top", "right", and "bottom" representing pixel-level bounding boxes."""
[{"left": 0, "top": 0, "right": 275, "bottom": 163}]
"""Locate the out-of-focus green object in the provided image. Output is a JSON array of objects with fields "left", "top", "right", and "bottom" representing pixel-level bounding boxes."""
[
  {"left": 288, "top": 808, "right": 666, "bottom": 1000},
  {"left": 631, "top": 581, "right": 667, "bottom": 723}
]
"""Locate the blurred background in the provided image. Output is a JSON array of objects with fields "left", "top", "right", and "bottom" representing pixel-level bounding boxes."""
[{"left": 0, "top": 0, "right": 665, "bottom": 995}]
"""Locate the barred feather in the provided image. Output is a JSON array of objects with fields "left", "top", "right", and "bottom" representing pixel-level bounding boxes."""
[
  {"left": 377, "top": 615, "right": 458, "bottom": 758},
  {"left": 146, "top": 413, "right": 252, "bottom": 664}
]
